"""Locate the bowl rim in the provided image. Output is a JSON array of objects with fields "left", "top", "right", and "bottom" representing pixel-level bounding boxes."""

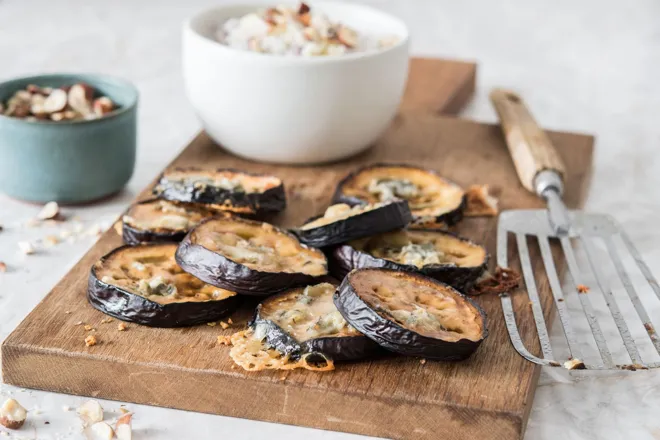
[
  {"left": 184, "top": 1, "right": 410, "bottom": 65},
  {"left": 0, "top": 73, "right": 139, "bottom": 126}
]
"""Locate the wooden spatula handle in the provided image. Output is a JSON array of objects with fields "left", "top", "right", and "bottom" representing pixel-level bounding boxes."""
[{"left": 489, "top": 89, "right": 566, "bottom": 193}]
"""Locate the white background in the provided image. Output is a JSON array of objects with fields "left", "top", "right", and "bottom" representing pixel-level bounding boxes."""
[{"left": 1, "top": 0, "right": 659, "bottom": 438}]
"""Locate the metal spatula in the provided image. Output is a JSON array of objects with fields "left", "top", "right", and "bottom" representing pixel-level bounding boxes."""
[{"left": 490, "top": 89, "right": 660, "bottom": 370}]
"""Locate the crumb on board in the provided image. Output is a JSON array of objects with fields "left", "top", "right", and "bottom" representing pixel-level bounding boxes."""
[
  {"left": 470, "top": 267, "right": 522, "bottom": 295},
  {"left": 464, "top": 184, "right": 499, "bottom": 217},
  {"left": 577, "top": 284, "right": 590, "bottom": 294},
  {"left": 117, "top": 322, "right": 128, "bottom": 332},
  {"left": 207, "top": 322, "right": 217, "bottom": 327},
  {"left": 85, "top": 335, "right": 97, "bottom": 347},
  {"left": 101, "top": 317, "right": 113, "bottom": 324},
  {"left": 220, "top": 321, "right": 229, "bottom": 330},
  {"left": 279, "top": 375, "right": 286, "bottom": 381},
  {"left": 420, "top": 359, "right": 427, "bottom": 365},
  {"left": 228, "top": 318, "right": 234, "bottom": 325},
  {"left": 217, "top": 336, "right": 232, "bottom": 346},
  {"left": 74, "top": 321, "right": 84, "bottom": 326},
  {"left": 84, "top": 325, "right": 95, "bottom": 332}
]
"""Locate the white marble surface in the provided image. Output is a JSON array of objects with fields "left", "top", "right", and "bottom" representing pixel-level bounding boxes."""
[{"left": 1, "top": 0, "right": 659, "bottom": 438}]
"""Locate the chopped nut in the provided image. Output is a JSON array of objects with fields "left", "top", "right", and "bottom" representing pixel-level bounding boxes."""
[
  {"left": 50, "top": 111, "right": 65, "bottom": 121},
  {"left": 564, "top": 358, "right": 586, "bottom": 370},
  {"left": 337, "top": 26, "right": 358, "bottom": 48},
  {"left": 220, "top": 321, "right": 229, "bottom": 330},
  {"left": 217, "top": 335, "right": 232, "bottom": 346},
  {"left": 577, "top": 284, "right": 590, "bottom": 294},
  {"left": 67, "top": 83, "right": 94, "bottom": 116},
  {"left": 18, "top": 241, "right": 35, "bottom": 255},
  {"left": 279, "top": 375, "right": 286, "bottom": 381},
  {"left": 117, "top": 322, "right": 128, "bottom": 332},
  {"left": 90, "top": 421, "right": 115, "bottom": 440},
  {"left": 78, "top": 400, "right": 103, "bottom": 424},
  {"left": 92, "top": 97, "right": 114, "bottom": 117},
  {"left": 85, "top": 224, "right": 103, "bottom": 237},
  {"left": 0, "top": 262, "right": 6, "bottom": 273},
  {"left": 0, "top": 398, "right": 27, "bottom": 430},
  {"left": 85, "top": 335, "right": 97, "bottom": 347},
  {"left": 298, "top": 12, "right": 311, "bottom": 27},
  {"left": 297, "top": 2, "right": 311, "bottom": 15},
  {"left": 101, "top": 317, "right": 113, "bottom": 324},
  {"left": 115, "top": 413, "right": 132, "bottom": 440},
  {"left": 44, "top": 235, "right": 59, "bottom": 246},
  {"left": 207, "top": 322, "right": 217, "bottom": 327},
  {"left": 42, "top": 89, "right": 68, "bottom": 114},
  {"left": 228, "top": 318, "right": 233, "bottom": 325},
  {"left": 37, "top": 201, "right": 60, "bottom": 220},
  {"left": 84, "top": 324, "right": 94, "bottom": 331}
]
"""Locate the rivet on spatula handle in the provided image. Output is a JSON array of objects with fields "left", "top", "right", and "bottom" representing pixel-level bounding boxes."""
[{"left": 489, "top": 89, "right": 566, "bottom": 194}]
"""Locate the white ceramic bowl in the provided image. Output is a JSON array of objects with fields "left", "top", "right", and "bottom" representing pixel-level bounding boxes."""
[{"left": 183, "top": 2, "right": 409, "bottom": 164}]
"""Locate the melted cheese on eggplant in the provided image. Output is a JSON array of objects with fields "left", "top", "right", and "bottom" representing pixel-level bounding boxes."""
[
  {"left": 123, "top": 200, "right": 216, "bottom": 232},
  {"left": 161, "top": 169, "right": 280, "bottom": 194},
  {"left": 95, "top": 244, "right": 236, "bottom": 304},
  {"left": 229, "top": 329, "right": 335, "bottom": 372},
  {"left": 192, "top": 218, "right": 327, "bottom": 276},
  {"left": 299, "top": 203, "right": 385, "bottom": 230},
  {"left": 339, "top": 166, "right": 465, "bottom": 217},
  {"left": 259, "top": 283, "right": 360, "bottom": 342},
  {"left": 350, "top": 270, "right": 483, "bottom": 342},
  {"left": 352, "top": 230, "right": 485, "bottom": 268}
]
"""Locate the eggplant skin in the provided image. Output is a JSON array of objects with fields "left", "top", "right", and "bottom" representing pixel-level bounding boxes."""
[
  {"left": 250, "top": 307, "right": 381, "bottom": 361},
  {"left": 175, "top": 236, "right": 325, "bottom": 296},
  {"left": 292, "top": 200, "right": 412, "bottom": 248},
  {"left": 153, "top": 168, "right": 286, "bottom": 217},
  {"left": 334, "top": 271, "right": 487, "bottom": 361},
  {"left": 122, "top": 222, "right": 187, "bottom": 245},
  {"left": 87, "top": 268, "right": 241, "bottom": 328},
  {"left": 332, "top": 163, "right": 466, "bottom": 226},
  {"left": 329, "top": 235, "right": 488, "bottom": 293}
]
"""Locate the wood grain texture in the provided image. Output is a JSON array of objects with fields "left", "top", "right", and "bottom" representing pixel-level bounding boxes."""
[
  {"left": 2, "top": 58, "right": 594, "bottom": 440},
  {"left": 490, "top": 89, "right": 567, "bottom": 192}
]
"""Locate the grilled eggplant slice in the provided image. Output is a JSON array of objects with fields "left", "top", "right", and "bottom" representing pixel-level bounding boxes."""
[
  {"left": 293, "top": 200, "right": 412, "bottom": 248},
  {"left": 334, "top": 268, "right": 487, "bottom": 360},
  {"left": 88, "top": 244, "right": 240, "bottom": 327},
  {"left": 333, "top": 164, "right": 466, "bottom": 226},
  {"left": 153, "top": 168, "right": 286, "bottom": 217},
  {"left": 122, "top": 199, "right": 223, "bottom": 245},
  {"left": 176, "top": 216, "right": 328, "bottom": 296},
  {"left": 330, "top": 229, "right": 487, "bottom": 292},
  {"left": 250, "top": 282, "right": 381, "bottom": 361}
]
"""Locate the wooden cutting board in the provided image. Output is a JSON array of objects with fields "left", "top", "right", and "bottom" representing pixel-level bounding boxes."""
[{"left": 2, "top": 57, "right": 594, "bottom": 440}]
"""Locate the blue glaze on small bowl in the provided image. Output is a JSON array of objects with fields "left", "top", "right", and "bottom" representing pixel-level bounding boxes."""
[{"left": 0, "top": 74, "right": 138, "bottom": 203}]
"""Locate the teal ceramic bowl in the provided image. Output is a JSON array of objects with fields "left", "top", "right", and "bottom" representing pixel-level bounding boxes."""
[{"left": 0, "top": 74, "right": 138, "bottom": 203}]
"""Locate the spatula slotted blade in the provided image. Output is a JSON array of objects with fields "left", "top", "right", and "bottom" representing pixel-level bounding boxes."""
[{"left": 498, "top": 209, "right": 660, "bottom": 370}]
